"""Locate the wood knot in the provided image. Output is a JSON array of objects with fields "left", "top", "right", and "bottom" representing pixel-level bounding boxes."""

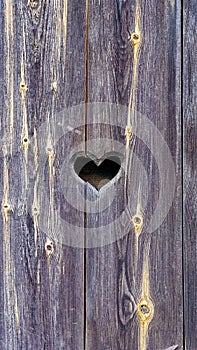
[
  {"left": 28, "top": 0, "right": 39, "bottom": 9},
  {"left": 132, "top": 214, "right": 143, "bottom": 235},
  {"left": 120, "top": 292, "right": 136, "bottom": 325},
  {"left": 46, "top": 147, "right": 55, "bottom": 165},
  {"left": 130, "top": 32, "right": 141, "bottom": 45},
  {"left": 125, "top": 126, "right": 133, "bottom": 139},
  {"left": 137, "top": 298, "right": 154, "bottom": 323},
  {"left": 118, "top": 262, "right": 136, "bottom": 325},
  {"left": 125, "top": 126, "right": 133, "bottom": 149},
  {"left": 20, "top": 82, "right": 28, "bottom": 97},
  {"left": 32, "top": 207, "right": 39, "bottom": 216},
  {"left": 46, "top": 147, "right": 54, "bottom": 156},
  {"left": 45, "top": 239, "right": 54, "bottom": 259}
]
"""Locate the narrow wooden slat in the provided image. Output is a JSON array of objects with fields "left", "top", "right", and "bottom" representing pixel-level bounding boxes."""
[
  {"left": 85, "top": 0, "right": 183, "bottom": 349},
  {"left": 183, "top": 0, "right": 197, "bottom": 348},
  {"left": 0, "top": 1, "right": 86, "bottom": 349},
  {"left": 85, "top": 2, "right": 129, "bottom": 348}
]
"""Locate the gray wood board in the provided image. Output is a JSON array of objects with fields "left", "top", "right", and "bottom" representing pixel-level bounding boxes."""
[
  {"left": 0, "top": 0, "right": 196, "bottom": 349},
  {"left": 85, "top": 0, "right": 183, "bottom": 349},
  {"left": 0, "top": 0, "right": 86, "bottom": 349},
  {"left": 183, "top": 0, "right": 197, "bottom": 348}
]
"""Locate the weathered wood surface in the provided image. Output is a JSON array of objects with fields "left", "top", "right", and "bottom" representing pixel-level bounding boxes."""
[
  {"left": 0, "top": 0, "right": 195, "bottom": 349},
  {"left": 0, "top": 1, "right": 86, "bottom": 349},
  {"left": 85, "top": 0, "right": 183, "bottom": 349},
  {"left": 183, "top": 0, "right": 197, "bottom": 349}
]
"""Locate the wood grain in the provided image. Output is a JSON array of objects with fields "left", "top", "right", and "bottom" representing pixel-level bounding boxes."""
[
  {"left": 183, "top": 0, "right": 197, "bottom": 348},
  {"left": 0, "top": 0, "right": 195, "bottom": 349},
  {"left": 85, "top": 0, "right": 183, "bottom": 349},
  {"left": 0, "top": 1, "right": 86, "bottom": 349}
]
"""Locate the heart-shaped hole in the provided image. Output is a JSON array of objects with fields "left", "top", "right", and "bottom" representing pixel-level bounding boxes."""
[{"left": 74, "top": 156, "right": 121, "bottom": 191}]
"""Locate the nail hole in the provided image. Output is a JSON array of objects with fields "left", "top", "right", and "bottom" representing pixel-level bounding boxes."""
[
  {"left": 20, "top": 83, "right": 27, "bottom": 94},
  {"left": 45, "top": 240, "right": 54, "bottom": 258},
  {"left": 3, "top": 203, "right": 10, "bottom": 210},
  {"left": 2, "top": 203, "right": 11, "bottom": 214},
  {"left": 23, "top": 137, "right": 29, "bottom": 148},
  {"left": 74, "top": 156, "right": 121, "bottom": 191}
]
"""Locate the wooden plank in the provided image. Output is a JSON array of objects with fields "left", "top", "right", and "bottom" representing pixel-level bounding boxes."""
[
  {"left": 85, "top": 0, "right": 183, "bottom": 349},
  {"left": 0, "top": 1, "right": 86, "bottom": 349},
  {"left": 183, "top": 0, "right": 197, "bottom": 348}
]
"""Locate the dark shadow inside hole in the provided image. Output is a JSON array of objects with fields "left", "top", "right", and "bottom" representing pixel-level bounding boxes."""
[{"left": 74, "top": 156, "right": 121, "bottom": 191}]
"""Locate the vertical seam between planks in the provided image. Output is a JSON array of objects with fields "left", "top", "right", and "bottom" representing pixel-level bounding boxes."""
[
  {"left": 181, "top": 0, "right": 186, "bottom": 348},
  {"left": 85, "top": 0, "right": 89, "bottom": 152},
  {"left": 84, "top": 1, "right": 89, "bottom": 349}
]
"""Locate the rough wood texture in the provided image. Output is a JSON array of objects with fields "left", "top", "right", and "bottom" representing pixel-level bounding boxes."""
[
  {"left": 0, "top": 0, "right": 195, "bottom": 349},
  {"left": 183, "top": 0, "right": 197, "bottom": 348},
  {"left": 85, "top": 1, "right": 183, "bottom": 349},
  {"left": 0, "top": 1, "right": 86, "bottom": 349}
]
